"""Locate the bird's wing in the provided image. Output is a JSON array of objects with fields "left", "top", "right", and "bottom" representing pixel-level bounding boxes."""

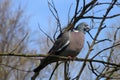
[{"left": 48, "top": 31, "right": 70, "bottom": 55}]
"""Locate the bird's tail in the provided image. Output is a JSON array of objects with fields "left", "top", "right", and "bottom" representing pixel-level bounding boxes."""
[
  {"left": 33, "top": 56, "right": 59, "bottom": 72},
  {"left": 33, "top": 59, "right": 49, "bottom": 72},
  {"left": 32, "top": 56, "right": 58, "bottom": 80},
  {"left": 32, "top": 59, "right": 49, "bottom": 80}
]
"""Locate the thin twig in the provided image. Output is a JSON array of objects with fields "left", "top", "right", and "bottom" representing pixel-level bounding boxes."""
[
  {"left": 0, "top": 63, "right": 32, "bottom": 72},
  {"left": 49, "top": 62, "right": 61, "bottom": 80},
  {"left": 38, "top": 24, "right": 54, "bottom": 43},
  {"left": 8, "top": 32, "right": 28, "bottom": 54},
  {"left": 0, "top": 53, "right": 120, "bottom": 70},
  {"left": 68, "top": 3, "right": 73, "bottom": 24},
  {"left": 76, "top": 0, "right": 117, "bottom": 79},
  {"left": 82, "top": 14, "right": 120, "bottom": 19},
  {"left": 92, "top": 43, "right": 120, "bottom": 59},
  {"left": 89, "top": 62, "right": 99, "bottom": 76},
  {"left": 64, "top": 61, "right": 70, "bottom": 80},
  {"left": 95, "top": 39, "right": 112, "bottom": 44},
  {"left": 48, "top": 0, "right": 62, "bottom": 40}
]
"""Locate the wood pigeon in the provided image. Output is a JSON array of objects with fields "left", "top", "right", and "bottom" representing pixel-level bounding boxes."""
[{"left": 33, "top": 22, "right": 90, "bottom": 73}]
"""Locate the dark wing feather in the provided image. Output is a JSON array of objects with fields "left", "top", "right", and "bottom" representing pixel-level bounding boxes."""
[
  {"left": 33, "top": 31, "right": 70, "bottom": 73},
  {"left": 48, "top": 31, "right": 70, "bottom": 55}
]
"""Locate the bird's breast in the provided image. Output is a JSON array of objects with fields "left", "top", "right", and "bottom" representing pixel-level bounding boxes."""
[
  {"left": 59, "top": 32, "right": 85, "bottom": 57},
  {"left": 68, "top": 32, "right": 84, "bottom": 56}
]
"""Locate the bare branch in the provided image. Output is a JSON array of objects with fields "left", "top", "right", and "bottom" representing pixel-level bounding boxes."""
[
  {"left": 82, "top": 14, "right": 120, "bottom": 19},
  {"left": 89, "top": 62, "right": 99, "bottom": 76},
  {"left": 92, "top": 43, "right": 120, "bottom": 59},
  {"left": 8, "top": 32, "right": 28, "bottom": 54},
  {"left": 68, "top": 3, "right": 73, "bottom": 24},
  {"left": 87, "top": 31, "right": 95, "bottom": 41},
  {"left": 96, "top": 2, "right": 120, "bottom": 6},
  {"left": 38, "top": 24, "right": 54, "bottom": 43},
  {"left": 0, "top": 63, "right": 32, "bottom": 72},
  {"left": 49, "top": 62, "right": 61, "bottom": 80},
  {"left": 0, "top": 52, "right": 120, "bottom": 67},
  {"left": 95, "top": 39, "right": 112, "bottom": 44},
  {"left": 64, "top": 61, "right": 70, "bottom": 80},
  {"left": 48, "top": 0, "right": 62, "bottom": 40},
  {"left": 64, "top": 0, "right": 97, "bottom": 32},
  {"left": 76, "top": 1, "right": 118, "bottom": 79}
]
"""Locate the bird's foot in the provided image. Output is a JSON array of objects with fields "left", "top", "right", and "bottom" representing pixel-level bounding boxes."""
[{"left": 67, "top": 56, "right": 77, "bottom": 61}]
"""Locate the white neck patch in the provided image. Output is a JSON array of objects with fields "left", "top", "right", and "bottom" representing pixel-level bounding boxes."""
[{"left": 73, "top": 30, "right": 79, "bottom": 32}]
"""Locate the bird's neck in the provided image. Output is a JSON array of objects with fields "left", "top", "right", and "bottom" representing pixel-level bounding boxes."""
[
  {"left": 73, "top": 29, "right": 85, "bottom": 34},
  {"left": 73, "top": 29, "right": 79, "bottom": 32}
]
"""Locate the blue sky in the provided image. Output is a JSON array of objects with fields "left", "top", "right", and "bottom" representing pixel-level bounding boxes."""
[
  {"left": 17, "top": 0, "right": 120, "bottom": 65},
  {"left": 11, "top": 0, "right": 120, "bottom": 79},
  {"left": 13, "top": 0, "right": 120, "bottom": 53},
  {"left": 18, "top": 0, "right": 120, "bottom": 31},
  {"left": 22, "top": 0, "right": 75, "bottom": 30}
]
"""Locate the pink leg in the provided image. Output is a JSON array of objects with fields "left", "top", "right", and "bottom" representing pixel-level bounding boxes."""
[{"left": 68, "top": 56, "right": 77, "bottom": 61}]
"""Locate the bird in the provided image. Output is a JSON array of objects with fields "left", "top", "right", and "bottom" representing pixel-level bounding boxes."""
[{"left": 33, "top": 22, "right": 90, "bottom": 76}]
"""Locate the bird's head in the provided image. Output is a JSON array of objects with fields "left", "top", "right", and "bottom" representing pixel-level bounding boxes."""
[{"left": 75, "top": 22, "right": 90, "bottom": 34}]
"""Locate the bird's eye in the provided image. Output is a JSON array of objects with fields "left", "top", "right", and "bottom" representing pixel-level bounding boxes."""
[{"left": 84, "top": 28, "right": 86, "bottom": 31}]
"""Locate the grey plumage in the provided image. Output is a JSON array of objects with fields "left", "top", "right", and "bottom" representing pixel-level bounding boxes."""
[{"left": 33, "top": 22, "right": 90, "bottom": 73}]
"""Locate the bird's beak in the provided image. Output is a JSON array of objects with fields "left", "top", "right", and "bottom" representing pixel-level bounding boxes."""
[{"left": 85, "top": 26, "right": 90, "bottom": 32}]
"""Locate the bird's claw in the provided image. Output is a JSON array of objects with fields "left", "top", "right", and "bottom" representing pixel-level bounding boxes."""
[{"left": 68, "top": 56, "right": 77, "bottom": 61}]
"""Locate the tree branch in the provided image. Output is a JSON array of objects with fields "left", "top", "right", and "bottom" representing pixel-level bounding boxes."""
[
  {"left": 0, "top": 53, "right": 120, "bottom": 67},
  {"left": 82, "top": 14, "right": 120, "bottom": 19}
]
